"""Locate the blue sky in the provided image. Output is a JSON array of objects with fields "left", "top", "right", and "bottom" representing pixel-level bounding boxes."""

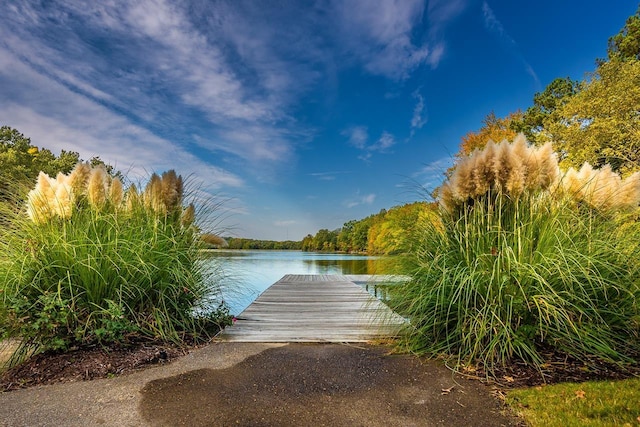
[{"left": 0, "top": 1, "right": 636, "bottom": 240}]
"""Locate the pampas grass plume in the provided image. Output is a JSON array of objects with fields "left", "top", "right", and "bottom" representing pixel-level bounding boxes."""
[
  {"left": 144, "top": 173, "right": 165, "bottom": 213},
  {"left": 109, "top": 177, "right": 124, "bottom": 208},
  {"left": 440, "top": 134, "right": 560, "bottom": 210},
  {"left": 68, "top": 162, "right": 91, "bottom": 196},
  {"left": 87, "top": 165, "right": 109, "bottom": 209},
  {"left": 181, "top": 203, "right": 196, "bottom": 227}
]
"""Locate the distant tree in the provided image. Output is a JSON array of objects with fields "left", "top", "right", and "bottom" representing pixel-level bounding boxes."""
[
  {"left": 545, "top": 58, "right": 640, "bottom": 175},
  {"left": 337, "top": 220, "right": 356, "bottom": 252},
  {"left": 367, "top": 202, "right": 433, "bottom": 255}
]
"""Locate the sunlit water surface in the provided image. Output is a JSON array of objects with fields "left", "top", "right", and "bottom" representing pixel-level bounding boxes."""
[{"left": 202, "top": 250, "right": 394, "bottom": 315}]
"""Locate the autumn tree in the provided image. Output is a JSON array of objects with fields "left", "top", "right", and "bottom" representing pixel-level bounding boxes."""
[
  {"left": 456, "top": 111, "right": 524, "bottom": 158},
  {"left": 545, "top": 58, "right": 640, "bottom": 175}
]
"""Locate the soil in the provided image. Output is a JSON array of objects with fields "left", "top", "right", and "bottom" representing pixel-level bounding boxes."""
[{"left": 0, "top": 341, "right": 190, "bottom": 391}]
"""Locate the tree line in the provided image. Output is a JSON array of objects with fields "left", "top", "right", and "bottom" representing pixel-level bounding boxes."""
[{"left": 301, "top": 202, "right": 435, "bottom": 255}]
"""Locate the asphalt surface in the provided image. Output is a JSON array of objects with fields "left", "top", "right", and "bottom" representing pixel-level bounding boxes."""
[{"left": 0, "top": 342, "right": 519, "bottom": 426}]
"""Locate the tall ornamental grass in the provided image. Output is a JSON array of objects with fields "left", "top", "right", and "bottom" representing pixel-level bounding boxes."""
[
  {"left": 0, "top": 164, "right": 230, "bottom": 361},
  {"left": 392, "top": 135, "right": 640, "bottom": 373}
]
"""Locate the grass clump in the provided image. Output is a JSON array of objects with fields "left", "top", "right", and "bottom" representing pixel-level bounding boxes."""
[
  {"left": 506, "top": 377, "right": 640, "bottom": 427},
  {"left": 0, "top": 164, "right": 231, "bottom": 364},
  {"left": 391, "top": 135, "right": 640, "bottom": 375}
]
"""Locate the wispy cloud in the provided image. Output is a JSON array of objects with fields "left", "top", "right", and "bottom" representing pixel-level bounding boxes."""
[
  {"left": 274, "top": 220, "right": 297, "bottom": 227},
  {"left": 481, "top": 1, "right": 541, "bottom": 88},
  {"left": 330, "top": 0, "right": 434, "bottom": 79},
  {"left": 370, "top": 132, "right": 397, "bottom": 152},
  {"left": 309, "top": 171, "right": 352, "bottom": 181},
  {"left": 345, "top": 193, "right": 377, "bottom": 208},
  {"left": 410, "top": 90, "right": 427, "bottom": 137},
  {"left": 342, "top": 127, "right": 397, "bottom": 162},
  {"left": 0, "top": 0, "right": 316, "bottom": 180},
  {"left": 341, "top": 126, "right": 369, "bottom": 149},
  {"left": 425, "top": 0, "right": 468, "bottom": 67},
  {"left": 0, "top": 50, "right": 244, "bottom": 190}
]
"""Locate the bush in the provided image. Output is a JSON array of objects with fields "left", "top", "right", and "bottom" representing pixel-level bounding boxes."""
[
  {"left": 0, "top": 164, "right": 230, "bottom": 359},
  {"left": 392, "top": 136, "right": 640, "bottom": 374}
]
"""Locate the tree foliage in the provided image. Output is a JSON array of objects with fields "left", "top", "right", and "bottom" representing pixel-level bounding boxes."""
[
  {"left": 545, "top": 58, "right": 640, "bottom": 175},
  {"left": 0, "top": 126, "right": 80, "bottom": 183},
  {"left": 521, "top": 77, "right": 581, "bottom": 143},
  {"left": 367, "top": 202, "right": 433, "bottom": 255},
  {"left": 606, "top": 5, "right": 640, "bottom": 61},
  {"left": 0, "top": 125, "right": 120, "bottom": 203},
  {"left": 457, "top": 111, "right": 524, "bottom": 157},
  {"left": 224, "top": 237, "right": 302, "bottom": 250}
]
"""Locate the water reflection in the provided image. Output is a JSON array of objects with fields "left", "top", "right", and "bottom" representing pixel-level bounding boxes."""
[{"left": 202, "top": 250, "right": 396, "bottom": 315}]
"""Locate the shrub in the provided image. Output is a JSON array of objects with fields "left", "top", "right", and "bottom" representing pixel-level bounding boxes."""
[
  {"left": 392, "top": 136, "right": 640, "bottom": 374},
  {"left": 0, "top": 164, "right": 230, "bottom": 360}
]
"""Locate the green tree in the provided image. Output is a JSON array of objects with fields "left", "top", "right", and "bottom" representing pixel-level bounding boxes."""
[
  {"left": 545, "top": 59, "right": 640, "bottom": 175},
  {"left": 521, "top": 77, "right": 581, "bottom": 143},
  {"left": 367, "top": 202, "right": 433, "bottom": 255},
  {"left": 0, "top": 126, "right": 80, "bottom": 181},
  {"left": 337, "top": 220, "right": 356, "bottom": 252},
  {"left": 606, "top": 5, "right": 640, "bottom": 61}
]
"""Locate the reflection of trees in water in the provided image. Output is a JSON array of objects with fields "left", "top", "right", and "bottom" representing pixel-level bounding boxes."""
[{"left": 301, "top": 258, "right": 396, "bottom": 275}]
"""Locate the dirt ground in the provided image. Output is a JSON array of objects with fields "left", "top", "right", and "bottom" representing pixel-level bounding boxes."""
[{"left": 0, "top": 342, "right": 521, "bottom": 427}]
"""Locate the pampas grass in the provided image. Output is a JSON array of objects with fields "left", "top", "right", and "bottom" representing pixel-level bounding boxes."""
[
  {"left": 394, "top": 134, "right": 640, "bottom": 376},
  {"left": 555, "top": 163, "right": 640, "bottom": 211},
  {"left": 440, "top": 134, "right": 559, "bottom": 212},
  {"left": 1, "top": 164, "right": 229, "bottom": 360}
]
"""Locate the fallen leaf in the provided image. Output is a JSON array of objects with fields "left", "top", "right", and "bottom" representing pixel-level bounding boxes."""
[
  {"left": 503, "top": 376, "right": 514, "bottom": 383},
  {"left": 575, "top": 390, "right": 586, "bottom": 399},
  {"left": 441, "top": 386, "right": 455, "bottom": 395}
]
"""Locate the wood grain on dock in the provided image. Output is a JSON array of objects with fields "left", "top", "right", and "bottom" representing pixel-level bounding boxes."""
[{"left": 217, "top": 274, "right": 407, "bottom": 342}]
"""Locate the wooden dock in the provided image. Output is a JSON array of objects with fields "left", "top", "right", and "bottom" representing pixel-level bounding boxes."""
[{"left": 217, "top": 274, "right": 407, "bottom": 342}]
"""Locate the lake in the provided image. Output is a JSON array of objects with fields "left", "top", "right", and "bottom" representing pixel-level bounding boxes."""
[{"left": 202, "top": 250, "right": 395, "bottom": 315}]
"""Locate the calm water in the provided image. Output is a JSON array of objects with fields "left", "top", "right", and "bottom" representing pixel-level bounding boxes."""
[{"left": 202, "top": 250, "right": 394, "bottom": 315}]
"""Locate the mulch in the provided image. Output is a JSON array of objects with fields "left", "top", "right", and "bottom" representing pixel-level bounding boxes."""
[{"left": 0, "top": 341, "right": 189, "bottom": 391}]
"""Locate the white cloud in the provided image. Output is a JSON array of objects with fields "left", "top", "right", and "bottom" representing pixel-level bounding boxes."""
[
  {"left": 410, "top": 91, "right": 427, "bottom": 132},
  {"left": 331, "top": 0, "right": 434, "bottom": 79},
  {"left": 346, "top": 193, "right": 376, "bottom": 208},
  {"left": 343, "top": 126, "right": 397, "bottom": 161},
  {"left": 413, "top": 157, "right": 453, "bottom": 195},
  {"left": 0, "top": 0, "right": 311, "bottom": 175},
  {"left": 0, "top": 49, "right": 244, "bottom": 190},
  {"left": 370, "top": 132, "right": 397, "bottom": 152},
  {"left": 341, "top": 126, "right": 369, "bottom": 149},
  {"left": 309, "top": 171, "right": 352, "bottom": 181}
]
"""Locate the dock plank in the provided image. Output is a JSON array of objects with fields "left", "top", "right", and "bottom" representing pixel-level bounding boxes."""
[{"left": 217, "top": 274, "right": 406, "bottom": 343}]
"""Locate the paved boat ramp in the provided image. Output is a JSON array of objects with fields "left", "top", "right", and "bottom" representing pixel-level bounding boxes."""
[{"left": 217, "top": 274, "right": 407, "bottom": 342}]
